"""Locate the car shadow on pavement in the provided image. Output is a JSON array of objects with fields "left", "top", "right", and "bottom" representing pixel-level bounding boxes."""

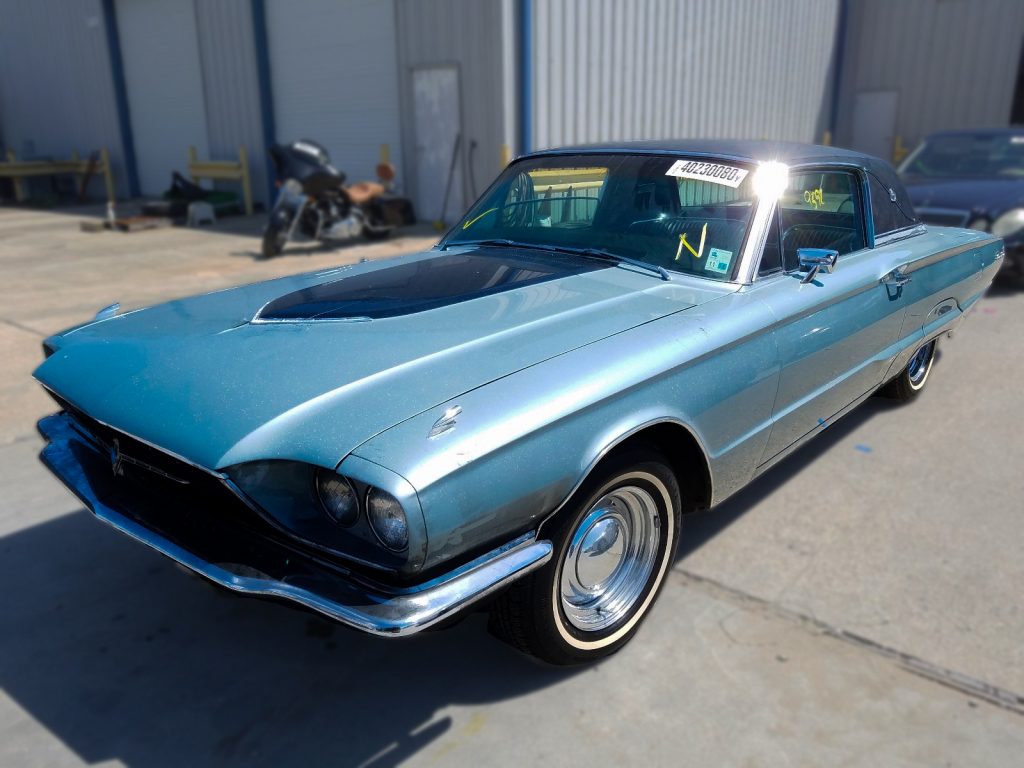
[
  {"left": 0, "top": 510, "right": 577, "bottom": 767},
  {"left": 677, "top": 397, "right": 899, "bottom": 560}
]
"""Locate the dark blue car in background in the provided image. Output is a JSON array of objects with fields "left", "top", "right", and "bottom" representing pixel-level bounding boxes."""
[{"left": 899, "top": 128, "right": 1024, "bottom": 283}]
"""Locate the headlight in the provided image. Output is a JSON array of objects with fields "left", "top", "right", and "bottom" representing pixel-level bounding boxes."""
[
  {"left": 991, "top": 208, "right": 1024, "bottom": 238},
  {"left": 966, "top": 217, "right": 989, "bottom": 232},
  {"left": 315, "top": 469, "right": 359, "bottom": 526},
  {"left": 366, "top": 487, "right": 408, "bottom": 551}
]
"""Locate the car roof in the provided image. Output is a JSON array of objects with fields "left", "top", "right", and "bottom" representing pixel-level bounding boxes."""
[
  {"left": 923, "top": 127, "right": 1024, "bottom": 139},
  {"left": 526, "top": 139, "right": 882, "bottom": 168}
]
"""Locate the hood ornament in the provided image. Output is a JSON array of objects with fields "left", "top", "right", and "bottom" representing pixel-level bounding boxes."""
[
  {"left": 428, "top": 406, "right": 462, "bottom": 439},
  {"left": 110, "top": 437, "right": 125, "bottom": 476}
]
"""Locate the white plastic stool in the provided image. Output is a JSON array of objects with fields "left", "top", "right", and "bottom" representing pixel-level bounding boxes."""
[{"left": 187, "top": 201, "right": 216, "bottom": 227}]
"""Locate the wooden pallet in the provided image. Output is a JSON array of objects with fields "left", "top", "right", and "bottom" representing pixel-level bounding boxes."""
[{"left": 79, "top": 216, "right": 172, "bottom": 233}]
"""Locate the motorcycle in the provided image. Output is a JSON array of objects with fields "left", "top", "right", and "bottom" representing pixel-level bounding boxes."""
[{"left": 261, "top": 139, "right": 411, "bottom": 259}]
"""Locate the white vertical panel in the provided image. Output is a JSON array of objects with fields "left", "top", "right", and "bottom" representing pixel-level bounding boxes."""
[
  {"left": 532, "top": 0, "right": 841, "bottom": 149},
  {"left": 266, "top": 0, "right": 402, "bottom": 188},
  {"left": 194, "top": 0, "right": 268, "bottom": 204},
  {"left": 116, "top": 0, "right": 209, "bottom": 195}
]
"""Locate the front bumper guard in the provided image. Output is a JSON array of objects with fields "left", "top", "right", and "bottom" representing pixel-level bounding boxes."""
[{"left": 38, "top": 412, "right": 552, "bottom": 636}]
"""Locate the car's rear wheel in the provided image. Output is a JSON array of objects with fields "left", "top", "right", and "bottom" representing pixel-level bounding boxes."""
[
  {"left": 489, "top": 449, "right": 681, "bottom": 665},
  {"left": 879, "top": 339, "right": 937, "bottom": 402}
]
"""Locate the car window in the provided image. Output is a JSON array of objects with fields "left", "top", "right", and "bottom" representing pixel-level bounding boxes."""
[
  {"left": 900, "top": 133, "right": 1024, "bottom": 178},
  {"left": 501, "top": 166, "right": 609, "bottom": 228},
  {"left": 867, "top": 173, "right": 917, "bottom": 236},
  {"left": 447, "top": 153, "right": 761, "bottom": 282},
  {"left": 778, "top": 170, "right": 865, "bottom": 267}
]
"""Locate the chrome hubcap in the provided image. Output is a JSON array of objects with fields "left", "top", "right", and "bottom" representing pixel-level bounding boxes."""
[
  {"left": 560, "top": 485, "right": 660, "bottom": 632},
  {"left": 908, "top": 341, "right": 934, "bottom": 386}
]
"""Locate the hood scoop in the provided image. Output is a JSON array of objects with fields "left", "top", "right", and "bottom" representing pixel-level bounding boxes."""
[{"left": 255, "top": 249, "right": 606, "bottom": 322}]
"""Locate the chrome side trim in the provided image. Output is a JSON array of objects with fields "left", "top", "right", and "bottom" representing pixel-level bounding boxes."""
[
  {"left": 37, "top": 412, "right": 552, "bottom": 637},
  {"left": 903, "top": 237, "right": 998, "bottom": 275},
  {"left": 873, "top": 225, "right": 927, "bottom": 247}
]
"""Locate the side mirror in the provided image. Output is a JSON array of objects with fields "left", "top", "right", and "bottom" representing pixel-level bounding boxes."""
[{"left": 798, "top": 248, "right": 839, "bottom": 284}]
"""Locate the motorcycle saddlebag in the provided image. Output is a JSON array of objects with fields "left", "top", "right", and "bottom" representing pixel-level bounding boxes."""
[{"left": 371, "top": 195, "right": 416, "bottom": 227}]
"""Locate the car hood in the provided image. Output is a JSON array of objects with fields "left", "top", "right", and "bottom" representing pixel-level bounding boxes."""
[
  {"left": 35, "top": 247, "right": 727, "bottom": 471},
  {"left": 902, "top": 176, "right": 1024, "bottom": 216}
]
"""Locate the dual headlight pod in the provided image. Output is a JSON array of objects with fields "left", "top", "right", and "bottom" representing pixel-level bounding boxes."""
[{"left": 314, "top": 469, "right": 409, "bottom": 551}]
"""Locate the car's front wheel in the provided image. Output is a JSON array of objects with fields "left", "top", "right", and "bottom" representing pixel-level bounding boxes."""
[
  {"left": 879, "top": 339, "right": 937, "bottom": 402},
  {"left": 489, "top": 449, "right": 681, "bottom": 665}
]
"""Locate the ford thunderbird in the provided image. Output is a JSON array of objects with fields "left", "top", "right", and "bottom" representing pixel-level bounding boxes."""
[{"left": 35, "top": 141, "right": 1003, "bottom": 664}]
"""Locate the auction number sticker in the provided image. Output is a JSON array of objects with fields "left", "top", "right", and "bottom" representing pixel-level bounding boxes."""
[
  {"left": 665, "top": 160, "right": 749, "bottom": 188},
  {"left": 705, "top": 248, "right": 733, "bottom": 274}
]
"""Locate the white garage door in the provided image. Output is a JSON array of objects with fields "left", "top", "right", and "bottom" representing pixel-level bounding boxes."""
[
  {"left": 115, "top": 0, "right": 209, "bottom": 196},
  {"left": 266, "top": 0, "right": 402, "bottom": 188}
]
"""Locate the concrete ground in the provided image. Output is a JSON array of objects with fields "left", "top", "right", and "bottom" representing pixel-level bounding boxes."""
[{"left": 1, "top": 204, "right": 1021, "bottom": 767}]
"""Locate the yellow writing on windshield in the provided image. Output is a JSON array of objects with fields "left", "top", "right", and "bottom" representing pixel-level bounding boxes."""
[{"left": 804, "top": 188, "right": 824, "bottom": 209}]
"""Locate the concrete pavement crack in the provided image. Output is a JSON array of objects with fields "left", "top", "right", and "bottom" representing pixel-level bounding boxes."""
[
  {"left": 0, "top": 316, "right": 45, "bottom": 337},
  {"left": 674, "top": 567, "right": 1024, "bottom": 716}
]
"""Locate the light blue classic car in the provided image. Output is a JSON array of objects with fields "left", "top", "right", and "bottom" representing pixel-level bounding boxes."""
[{"left": 36, "top": 141, "right": 1002, "bottom": 664}]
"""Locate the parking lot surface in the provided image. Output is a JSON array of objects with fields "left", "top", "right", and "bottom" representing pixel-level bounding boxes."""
[{"left": 1, "top": 206, "right": 1021, "bottom": 766}]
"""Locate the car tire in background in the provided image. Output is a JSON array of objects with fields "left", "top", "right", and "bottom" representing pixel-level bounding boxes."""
[
  {"left": 260, "top": 223, "right": 287, "bottom": 259},
  {"left": 362, "top": 227, "right": 393, "bottom": 242},
  {"left": 879, "top": 339, "right": 937, "bottom": 402},
  {"left": 489, "top": 448, "right": 682, "bottom": 665}
]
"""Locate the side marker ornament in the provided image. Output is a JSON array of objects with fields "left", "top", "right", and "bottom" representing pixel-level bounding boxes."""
[
  {"left": 428, "top": 406, "right": 462, "bottom": 439},
  {"left": 94, "top": 303, "right": 121, "bottom": 321}
]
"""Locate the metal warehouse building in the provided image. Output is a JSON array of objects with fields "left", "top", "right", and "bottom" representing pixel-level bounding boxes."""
[{"left": 1, "top": 0, "right": 1021, "bottom": 220}]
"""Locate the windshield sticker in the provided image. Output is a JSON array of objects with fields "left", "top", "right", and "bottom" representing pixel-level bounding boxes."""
[
  {"left": 705, "top": 247, "right": 733, "bottom": 274},
  {"left": 803, "top": 187, "right": 825, "bottom": 209},
  {"left": 666, "top": 160, "right": 749, "bottom": 188},
  {"left": 676, "top": 222, "right": 708, "bottom": 261}
]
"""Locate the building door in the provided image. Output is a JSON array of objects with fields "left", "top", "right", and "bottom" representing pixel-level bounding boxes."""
[
  {"left": 412, "top": 67, "right": 463, "bottom": 223},
  {"left": 266, "top": 0, "right": 402, "bottom": 188},
  {"left": 851, "top": 90, "right": 899, "bottom": 162},
  {"left": 115, "top": 0, "right": 209, "bottom": 196}
]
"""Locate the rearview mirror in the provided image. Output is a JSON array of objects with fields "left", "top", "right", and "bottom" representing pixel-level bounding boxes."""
[{"left": 798, "top": 248, "right": 839, "bottom": 284}]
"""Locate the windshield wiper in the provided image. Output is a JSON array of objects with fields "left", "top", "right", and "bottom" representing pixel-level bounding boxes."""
[
  {"left": 444, "top": 238, "right": 563, "bottom": 254},
  {"left": 448, "top": 239, "right": 671, "bottom": 281},
  {"left": 558, "top": 246, "right": 671, "bottom": 281}
]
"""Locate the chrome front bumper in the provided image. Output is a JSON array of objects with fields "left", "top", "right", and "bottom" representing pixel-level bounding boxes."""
[{"left": 38, "top": 412, "right": 552, "bottom": 636}]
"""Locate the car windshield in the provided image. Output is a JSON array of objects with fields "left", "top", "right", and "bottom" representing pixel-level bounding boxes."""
[
  {"left": 443, "top": 153, "right": 761, "bottom": 281},
  {"left": 900, "top": 133, "right": 1024, "bottom": 179}
]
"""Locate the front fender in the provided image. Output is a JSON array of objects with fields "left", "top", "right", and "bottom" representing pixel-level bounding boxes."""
[{"left": 352, "top": 294, "right": 778, "bottom": 572}]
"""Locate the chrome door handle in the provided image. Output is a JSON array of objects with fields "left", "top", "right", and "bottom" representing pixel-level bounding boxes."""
[{"left": 881, "top": 268, "right": 912, "bottom": 287}]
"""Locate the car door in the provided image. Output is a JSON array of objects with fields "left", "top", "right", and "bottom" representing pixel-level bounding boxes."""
[{"left": 748, "top": 167, "right": 912, "bottom": 466}]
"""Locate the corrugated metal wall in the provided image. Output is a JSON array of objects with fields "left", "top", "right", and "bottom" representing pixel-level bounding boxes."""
[
  {"left": 530, "top": 0, "right": 841, "bottom": 150},
  {"left": 835, "top": 0, "right": 1024, "bottom": 157},
  {"left": 0, "top": 0, "right": 128, "bottom": 197},
  {"left": 395, "top": 0, "right": 512, "bottom": 210},
  {"left": 115, "top": 0, "right": 210, "bottom": 196},
  {"left": 195, "top": 0, "right": 267, "bottom": 205},
  {"left": 266, "top": 0, "right": 403, "bottom": 190}
]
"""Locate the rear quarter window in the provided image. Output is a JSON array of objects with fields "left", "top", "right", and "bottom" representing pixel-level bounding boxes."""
[{"left": 868, "top": 174, "right": 917, "bottom": 236}]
